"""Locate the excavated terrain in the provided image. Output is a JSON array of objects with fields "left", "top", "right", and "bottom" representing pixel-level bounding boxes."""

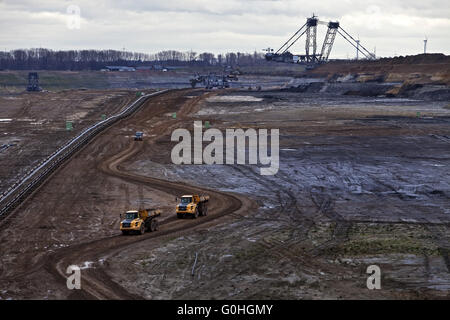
[
  {"left": 108, "top": 91, "right": 450, "bottom": 299},
  {"left": 0, "top": 89, "right": 137, "bottom": 194},
  {"left": 0, "top": 85, "right": 449, "bottom": 300}
]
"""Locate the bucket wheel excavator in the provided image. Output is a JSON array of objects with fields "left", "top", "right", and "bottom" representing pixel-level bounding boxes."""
[{"left": 264, "top": 14, "right": 376, "bottom": 68}]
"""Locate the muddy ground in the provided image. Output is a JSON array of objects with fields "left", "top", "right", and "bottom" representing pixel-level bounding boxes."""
[
  {"left": 110, "top": 91, "right": 450, "bottom": 299},
  {"left": 0, "top": 90, "right": 137, "bottom": 194},
  {"left": 0, "top": 85, "right": 449, "bottom": 300}
]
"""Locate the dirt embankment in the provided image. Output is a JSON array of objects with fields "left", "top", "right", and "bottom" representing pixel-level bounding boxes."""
[
  {"left": 302, "top": 54, "right": 450, "bottom": 100},
  {"left": 309, "top": 54, "right": 450, "bottom": 85}
]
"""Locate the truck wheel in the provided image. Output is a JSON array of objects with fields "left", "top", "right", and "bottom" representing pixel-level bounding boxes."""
[
  {"left": 153, "top": 220, "right": 159, "bottom": 231},
  {"left": 122, "top": 230, "right": 129, "bottom": 235},
  {"left": 203, "top": 205, "right": 208, "bottom": 216},
  {"left": 177, "top": 213, "right": 183, "bottom": 219},
  {"left": 150, "top": 219, "right": 157, "bottom": 232},
  {"left": 139, "top": 224, "right": 145, "bottom": 235},
  {"left": 193, "top": 208, "right": 199, "bottom": 219}
]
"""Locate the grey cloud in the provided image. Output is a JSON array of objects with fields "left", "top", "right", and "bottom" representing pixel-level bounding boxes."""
[{"left": 0, "top": 0, "right": 448, "bottom": 57}]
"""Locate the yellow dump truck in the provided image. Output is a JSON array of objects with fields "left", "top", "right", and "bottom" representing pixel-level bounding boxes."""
[
  {"left": 176, "top": 194, "right": 209, "bottom": 219},
  {"left": 120, "top": 208, "right": 161, "bottom": 235}
]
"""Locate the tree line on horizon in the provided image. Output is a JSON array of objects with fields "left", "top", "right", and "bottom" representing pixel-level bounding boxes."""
[{"left": 0, "top": 48, "right": 267, "bottom": 70}]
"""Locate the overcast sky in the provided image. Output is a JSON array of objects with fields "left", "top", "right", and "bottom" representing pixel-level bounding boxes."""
[{"left": 1, "top": 0, "right": 449, "bottom": 58}]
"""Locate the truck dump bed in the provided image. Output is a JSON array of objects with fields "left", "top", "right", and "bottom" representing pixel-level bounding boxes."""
[
  {"left": 193, "top": 195, "right": 209, "bottom": 203},
  {"left": 139, "top": 208, "right": 161, "bottom": 219}
]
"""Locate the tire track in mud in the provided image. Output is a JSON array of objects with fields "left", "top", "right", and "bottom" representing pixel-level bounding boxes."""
[
  {"left": 426, "top": 225, "right": 450, "bottom": 273},
  {"left": 228, "top": 166, "right": 317, "bottom": 269},
  {"left": 41, "top": 89, "right": 256, "bottom": 300},
  {"left": 48, "top": 142, "right": 253, "bottom": 300},
  {"left": 308, "top": 192, "right": 352, "bottom": 257},
  {"left": 221, "top": 164, "right": 355, "bottom": 280}
]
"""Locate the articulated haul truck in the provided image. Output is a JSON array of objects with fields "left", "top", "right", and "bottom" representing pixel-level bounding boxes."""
[
  {"left": 176, "top": 195, "right": 209, "bottom": 219},
  {"left": 120, "top": 208, "right": 161, "bottom": 235}
]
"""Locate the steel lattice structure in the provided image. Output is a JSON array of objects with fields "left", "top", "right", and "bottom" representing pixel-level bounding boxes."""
[{"left": 264, "top": 15, "right": 376, "bottom": 67}]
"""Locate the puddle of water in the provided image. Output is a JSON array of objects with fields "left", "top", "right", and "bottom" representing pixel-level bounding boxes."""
[
  {"left": 16, "top": 118, "right": 35, "bottom": 122},
  {"left": 196, "top": 108, "right": 249, "bottom": 115},
  {"left": 67, "top": 111, "right": 88, "bottom": 121},
  {"left": 80, "top": 261, "right": 94, "bottom": 269},
  {"left": 3, "top": 96, "right": 23, "bottom": 100},
  {"left": 254, "top": 106, "right": 275, "bottom": 112},
  {"left": 0, "top": 119, "right": 12, "bottom": 122},
  {"left": 372, "top": 98, "right": 421, "bottom": 103},
  {"left": 206, "top": 95, "right": 263, "bottom": 103}
]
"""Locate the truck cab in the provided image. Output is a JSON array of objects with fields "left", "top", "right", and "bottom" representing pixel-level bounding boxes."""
[
  {"left": 176, "top": 195, "right": 209, "bottom": 219},
  {"left": 134, "top": 131, "right": 143, "bottom": 141}
]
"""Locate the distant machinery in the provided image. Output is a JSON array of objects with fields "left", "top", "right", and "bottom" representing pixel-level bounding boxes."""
[
  {"left": 265, "top": 15, "right": 376, "bottom": 68},
  {"left": 424, "top": 36, "right": 428, "bottom": 54},
  {"left": 190, "top": 73, "right": 230, "bottom": 89},
  {"left": 134, "top": 131, "right": 144, "bottom": 141},
  {"left": 320, "top": 21, "right": 340, "bottom": 62},
  {"left": 223, "top": 65, "right": 240, "bottom": 81},
  {"left": 27, "top": 72, "right": 41, "bottom": 92},
  {"left": 190, "top": 74, "right": 207, "bottom": 88},
  {"left": 305, "top": 16, "right": 319, "bottom": 63}
]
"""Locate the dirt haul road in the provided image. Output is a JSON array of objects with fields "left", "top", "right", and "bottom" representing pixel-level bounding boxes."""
[{"left": 0, "top": 89, "right": 255, "bottom": 300}]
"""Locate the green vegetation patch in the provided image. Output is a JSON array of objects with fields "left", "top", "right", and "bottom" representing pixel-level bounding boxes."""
[
  {"left": 329, "top": 223, "right": 439, "bottom": 256},
  {"left": 0, "top": 71, "right": 109, "bottom": 92}
]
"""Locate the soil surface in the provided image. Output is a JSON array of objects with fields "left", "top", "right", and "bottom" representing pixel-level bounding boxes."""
[
  {"left": 0, "top": 90, "right": 136, "bottom": 194},
  {"left": 0, "top": 87, "right": 449, "bottom": 300},
  {"left": 108, "top": 90, "right": 450, "bottom": 299}
]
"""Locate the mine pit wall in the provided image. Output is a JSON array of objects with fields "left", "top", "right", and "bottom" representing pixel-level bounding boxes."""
[
  {"left": 299, "top": 54, "right": 450, "bottom": 101},
  {"left": 283, "top": 79, "right": 450, "bottom": 101},
  {"left": 283, "top": 81, "right": 397, "bottom": 97}
]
